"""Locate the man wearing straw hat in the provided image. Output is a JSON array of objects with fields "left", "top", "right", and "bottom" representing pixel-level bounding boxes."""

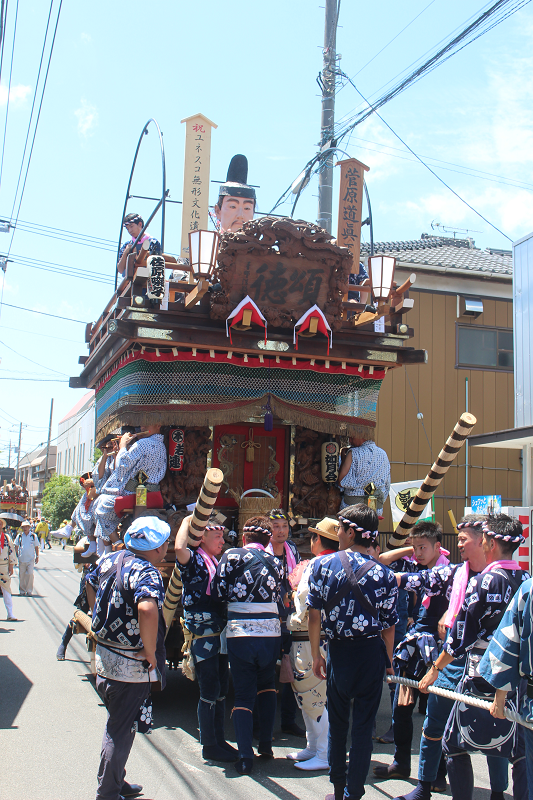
[
  {"left": 14, "top": 519, "right": 39, "bottom": 596},
  {"left": 174, "top": 513, "right": 237, "bottom": 763},
  {"left": 286, "top": 517, "right": 340, "bottom": 771},
  {"left": 307, "top": 504, "right": 398, "bottom": 800},
  {"left": 0, "top": 517, "right": 18, "bottom": 620}
]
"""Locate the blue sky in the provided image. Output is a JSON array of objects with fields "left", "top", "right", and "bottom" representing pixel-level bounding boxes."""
[{"left": 0, "top": 0, "right": 532, "bottom": 464}]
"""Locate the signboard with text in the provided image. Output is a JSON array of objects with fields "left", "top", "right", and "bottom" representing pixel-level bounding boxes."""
[
  {"left": 180, "top": 113, "right": 217, "bottom": 260},
  {"left": 336, "top": 157, "right": 369, "bottom": 273}
]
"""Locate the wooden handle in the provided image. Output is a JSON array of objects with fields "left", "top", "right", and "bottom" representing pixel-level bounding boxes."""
[
  {"left": 162, "top": 467, "right": 224, "bottom": 633},
  {"left": 394, "top": 273, "right": 416, "bottom": 297},
  {"left": 388, "top": 412, "right": 477, "bottom": 548},
  {"left": 188, "top": 467, "right": 224, "bottom": 548}
]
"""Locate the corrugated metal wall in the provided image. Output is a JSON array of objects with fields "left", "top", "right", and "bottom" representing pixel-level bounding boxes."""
[
  {"left": 377, "top": 288, "right": 521, "bottom": 534},
  {"left": 513, "top": 233, "right": 533, "bottom": 427}
]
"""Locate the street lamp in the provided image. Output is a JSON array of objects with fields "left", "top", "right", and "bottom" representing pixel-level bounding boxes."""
[
  {"left": 188, "top": 230, "right": 220, "bottom": 279},
  {"left": 368, "top": 255, "right": 395, "bottom": 302}
]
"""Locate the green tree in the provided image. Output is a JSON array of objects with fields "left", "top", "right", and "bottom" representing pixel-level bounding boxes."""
[
  {"left": 92, "top": 447, "right": 102, "bottom": 466},
  {"left": 42, "top": 474, "right": 84, "bottom": 530}
]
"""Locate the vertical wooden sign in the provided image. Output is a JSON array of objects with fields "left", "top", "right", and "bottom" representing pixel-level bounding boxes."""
[
  {"left": 336, "top": 157, "right": 369, "bottom": 272},
  {"left": 180, "top": 113, "right": 217, "bottom": 260}
]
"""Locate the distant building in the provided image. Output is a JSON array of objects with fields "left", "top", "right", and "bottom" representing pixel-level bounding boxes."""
[
  {"left": 17, "top": 445, "right": 57, "bottom": 516},
  {"left": 56, "top": 391, "right": 96, "bottom": 478},
  {"left": 0, "top": 467, "right": 15, "bottom": 485},
  {"left": 363, "top": 234, "right": 517, "bottom": 532}
]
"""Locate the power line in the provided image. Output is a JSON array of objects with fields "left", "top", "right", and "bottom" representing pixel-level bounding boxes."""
[
  {"left": 0, "top": 338, "right": 69, "bottom": 375},
  {"left": 8, "top": 252, "right": 115, "bottom": 284},
  {"left": 0, "top": 301, "right": 89, "bottom": 324},
  {"left": 0, "top": 324, "right": 81, "bottom": 343},
  {"left": 333, "top": 0, "right": 532, "bottom": 141},
  {"left": 8, "top": 0, "right": 54, "bottom": 221},
  {"left": 0, "top": 0, "right": 18, "bottom": 192},
  {"left": 5, "top": 0, "right": 63, "bottom": 260},
  {"left": 340, "top": 74, "right": 513, "bottom": 241}
]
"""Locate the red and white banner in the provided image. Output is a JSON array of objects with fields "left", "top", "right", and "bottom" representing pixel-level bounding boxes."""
[
  {"left": 293, "top": 305, "right": 332, "bottom": 354},
  {"left": 226, "top": 295, "right": 267, "bottom": 344}
]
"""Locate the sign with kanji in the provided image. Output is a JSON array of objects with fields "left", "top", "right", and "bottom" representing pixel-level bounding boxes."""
[
  {"left": 336, "top": 157, "right": 369, "bottom": 273},
  {"left": 232, "top": 253, "right": 330, "bottom": 313},
  {"left": 169, "top": 427, "right": 185, "bottom": 471},
  {"left": 180, "top": 113, "right": 217, "bottom": 260}
]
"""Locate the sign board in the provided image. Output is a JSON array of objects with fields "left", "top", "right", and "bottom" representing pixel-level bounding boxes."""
[
  {"left": 389, "top": 480, "right": 433, "bottom": 530},
  {"left": 232, "top": 253, "right": 330, "bottom": 314},
  {"left": 180, "top": 113, "right": 217, "bottom": 260},
  {"left": 501, "top": 507, "right": 532, "bottom": 573},
  {"left": 168, "top": 427, "right": 185, "bottom": 471},
  {"left": 471, "top": 495, "right": 501, "bottom": 514},
  {"left": 336, "top": 157, "right": 369, "bottom": 273}
]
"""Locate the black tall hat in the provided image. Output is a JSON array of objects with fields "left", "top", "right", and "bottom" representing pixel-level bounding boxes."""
[{"left": 218, "top": 154, "right": 256, "bottom": 203}]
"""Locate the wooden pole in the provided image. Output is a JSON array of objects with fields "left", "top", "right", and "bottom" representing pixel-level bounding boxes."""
[
  {"left": 162, "top": 467, "right": 224, "bottom": 632},
  {"left": 388, "top": 412, "right": 477, "bottom": 548}
]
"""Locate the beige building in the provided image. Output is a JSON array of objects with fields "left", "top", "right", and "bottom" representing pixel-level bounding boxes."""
[
  {"left": 364, "top": 234, "right": 517, "bottom": 533},
  {"left": 17, "top": 445, "right": 57, "bottom": 517}
]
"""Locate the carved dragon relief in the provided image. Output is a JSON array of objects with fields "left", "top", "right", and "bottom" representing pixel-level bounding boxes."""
[{"left": 218, "top": 433, "right": 238, "bottom": 494}]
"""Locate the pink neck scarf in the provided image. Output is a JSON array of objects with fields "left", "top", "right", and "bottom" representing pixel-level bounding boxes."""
[
  {"left": 245, "top": 542, "right": 266, "bottom": 551},
  {"left": 421, "top": 552, "right": 451, "bottom": 608},
  {"left": 197, "top": 547, "right": 218, "bottom": 595},
  {"left": 481, "top": 559, "right": 521, "bottom": 574},
  {"left": 267, "top": 541, "right": 297, "bottom": 573},
  {"left": 444, "top": 562, "right": 471, "bottom": 628}
]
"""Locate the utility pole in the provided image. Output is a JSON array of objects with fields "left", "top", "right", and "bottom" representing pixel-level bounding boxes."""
[
  {"left": 317, "top": 0, "right": 338, "bottom": 234},
  {"left": 8, "top": 439, "right": 11, "bottom": 468},
  {"left": 16, "top": 422, "right": 22, "bottom": 482},
  {"left": 44, "top": 398, "right": 54, "bottom": 482}
]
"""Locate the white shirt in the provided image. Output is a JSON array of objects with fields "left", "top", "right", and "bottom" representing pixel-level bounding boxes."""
[{"left": 15, "top": 531, "right": 39, "bottom": 562}]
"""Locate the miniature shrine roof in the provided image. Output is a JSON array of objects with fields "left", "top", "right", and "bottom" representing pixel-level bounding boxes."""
[{"left": 360, "top": 234, "right": 512, "bottom": 277}]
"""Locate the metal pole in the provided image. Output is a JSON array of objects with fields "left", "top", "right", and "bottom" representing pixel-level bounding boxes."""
[
  {"left": 44, "top": 398, "right": 54, "bottom": 481},
  {"left": 16, "top": 423, "right": 22, "bottom": 482},
  {"left": 8, "top": 439, "right": 11, "bottom": 468},
  {"left": 317, "top": 0, "right": 338, "bottom": 233},
  {"left": 465, "top": 376, "right": 469, "bottom": 504}
]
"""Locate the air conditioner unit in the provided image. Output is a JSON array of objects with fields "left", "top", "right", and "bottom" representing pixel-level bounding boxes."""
[{"left": 457, "top": 296, "right": 483, "bottom": 319}]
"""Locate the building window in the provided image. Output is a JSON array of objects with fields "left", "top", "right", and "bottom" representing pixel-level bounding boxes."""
[
  {"left": 57, "top": 452, "right": 61, "bottom": 475},
  {"left": 456, "top": 325, "right": 513, "bottom": 371}
]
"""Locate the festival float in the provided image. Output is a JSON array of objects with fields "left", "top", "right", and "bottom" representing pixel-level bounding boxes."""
[
  {"left": 70, "top": 117, "right": 428, "bottom": 665},
  {"left": 0, "top": 480, "right": 28, "bottom": 515}
]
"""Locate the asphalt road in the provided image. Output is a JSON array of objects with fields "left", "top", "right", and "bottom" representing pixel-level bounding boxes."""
[{"left": 1, "top": 546, "right": 506, "bottom": 800}]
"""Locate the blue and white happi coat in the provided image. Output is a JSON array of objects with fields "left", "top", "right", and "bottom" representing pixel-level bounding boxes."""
[
  {"left": 93, "top": 434, "right": 167, "bottom": 539},
  {"left": 479, "top": 577, "right": 533, "bottom": 726}
]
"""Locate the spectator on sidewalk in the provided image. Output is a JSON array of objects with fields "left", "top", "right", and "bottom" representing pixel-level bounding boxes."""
[
  {"left": 0, "top": 518, "right": 18, "bottom": 620},
  {"left": 14, "top": 520, "right": 39, "bottom": 596},
  {"left": 35, "top": 518, "right": 50, "bottom": 550}
]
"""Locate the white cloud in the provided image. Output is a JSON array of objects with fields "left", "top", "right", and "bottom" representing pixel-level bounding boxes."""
[
  {"left": 0, "top": 84, "right": 31, "bottom": 107},
  {"left": 74, "top": 99, "right": 98, "bottom": 138}
]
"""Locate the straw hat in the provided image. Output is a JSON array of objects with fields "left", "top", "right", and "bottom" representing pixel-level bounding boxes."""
[{"left": 307, "top": 517, "right": 339, "bottom": 541}]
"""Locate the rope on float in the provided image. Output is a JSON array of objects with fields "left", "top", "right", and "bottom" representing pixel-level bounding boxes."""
[{"left": 386, "top": 675, "right": 533, "bottom": 731}]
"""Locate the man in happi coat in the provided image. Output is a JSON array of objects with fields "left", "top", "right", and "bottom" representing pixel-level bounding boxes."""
[
  {"left": 0, "top": 518, "right": 17, "bottom": 620},
  {"left": 286, "top": 517, "right": 340, "bottom": 771},
  {"left": 266, "top": 508, "right": 305, "bottom": 737},
  {"left": 93, "top": 434, "right": 120, "bottom": 492},
  {"left": 307, "top": 503, "right": 398, "bottom": 800},
  {"left": 213, "top": 516, "right": 283, "bottom": 775},
  {"left": 91, "top": 426, "right": 167, "bottom": 557},
  {"left": 374, "top": 521, "right": 450, "bottom": 790},
  {"left": 390, "top": 516, "right": 514, "bottom": 800},
  {"left": 419, "top": 514, "right": 530, "bottom": 800},
  {"left": 479, "top": 577, "right": 533, "bottom": 800},
  {"left": 174, "top": 513, "right": 237, "bottom": 763},
  {"left": 86, "top": 516, "right": 170, "bottom": 800}
]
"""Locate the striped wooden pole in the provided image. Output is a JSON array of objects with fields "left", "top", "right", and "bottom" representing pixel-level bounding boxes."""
[
  {"left": 388, "top": 412, "right": 476, "bottom": 548},
  {"left": 163, "top": 467, "right": 224, "bottom": 631}
]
